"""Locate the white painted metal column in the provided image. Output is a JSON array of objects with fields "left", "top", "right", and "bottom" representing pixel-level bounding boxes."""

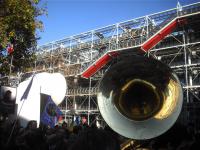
[
  {"left": 65, "top": 97, "right": 68, "bottom": 122},
  {"left": 91, "top": 31, "right": 94, "bottom": 61},
  {"left": 88, "top": 77, "right": 91, "bottom": 125},
  {"left": 183, "top": 32, "right": 189, "bottom": 103},
  {"left": 116, "top": 23, "right": 119, "bottom": 49}
]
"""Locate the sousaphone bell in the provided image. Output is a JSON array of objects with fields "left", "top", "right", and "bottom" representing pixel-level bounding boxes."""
[{"left": 97, "top": 56, "right": 183, "bottom": 140}]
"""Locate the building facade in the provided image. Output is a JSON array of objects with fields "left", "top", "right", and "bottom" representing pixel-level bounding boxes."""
[{"left": 1, "top": 2, "right": 200, "bottom": 128}]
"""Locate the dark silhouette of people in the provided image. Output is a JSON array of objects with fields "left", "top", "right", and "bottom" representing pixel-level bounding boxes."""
[
  {"left": 0, "top": 90, "right": 15, "bottom": 120},
  {"left": 69, "top": 128, "right": 120, "bottom": 150}
]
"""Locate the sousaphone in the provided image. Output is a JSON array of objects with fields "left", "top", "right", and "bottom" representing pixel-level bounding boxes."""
[{"left": 97, "top": 56, "right": 183, "bottom": 140}]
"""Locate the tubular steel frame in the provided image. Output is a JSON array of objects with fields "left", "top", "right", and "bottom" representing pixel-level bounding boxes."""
[{"left": 1, "top": 2, "right": 200, "bottom": 126}]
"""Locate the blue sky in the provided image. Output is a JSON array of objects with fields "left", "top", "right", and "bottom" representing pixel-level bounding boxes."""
[{"left": 37, "top": 0, "right": 200, "bottom": 46}]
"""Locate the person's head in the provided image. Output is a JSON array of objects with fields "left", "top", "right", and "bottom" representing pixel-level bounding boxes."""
[
  {"left": 73, "top": 125, "right": 82, "bottom": 134},
  {"left": 26, "top": 120, "right": 37, "bottom": 129},
  {"left": 3, "top": 90, "right": 12, "bottom": 100},
  {"left": 62, "top": 121, "right": 68, "bottom": 128}
]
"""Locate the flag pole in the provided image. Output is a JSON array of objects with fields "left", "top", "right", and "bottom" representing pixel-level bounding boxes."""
[{"left": 9, "top": 55, "right": 13, "bottom": 80}]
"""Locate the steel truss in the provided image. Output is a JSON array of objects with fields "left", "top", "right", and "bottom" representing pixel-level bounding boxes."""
[{"left": 1, "top": 2, "right": 200, "bottom": 126}]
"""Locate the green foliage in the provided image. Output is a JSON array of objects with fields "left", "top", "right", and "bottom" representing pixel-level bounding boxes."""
[{"left": 0, "top": 0, "right": 46, "bottom": 76}]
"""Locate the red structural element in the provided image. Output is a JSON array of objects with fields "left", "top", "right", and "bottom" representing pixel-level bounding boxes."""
[
  {"left": 141, "top": 18, "right": 187, "bottom": 52},
  {"left": 82, "top": 51, "right": 119, "bottom": 78},
  {"left": 82, "top": 17, "right": 187, "bottom": 78}
]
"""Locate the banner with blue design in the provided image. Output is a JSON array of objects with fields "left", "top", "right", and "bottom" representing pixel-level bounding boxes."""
[{"left": 40, "top": 93, "right": 63, "bottom": 128}]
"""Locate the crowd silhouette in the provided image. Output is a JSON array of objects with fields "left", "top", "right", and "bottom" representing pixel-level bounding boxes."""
[
  {"left": 0, "top": 117, "right": 200, "bottom": 150},
  {"left": 0, "top": 118, "right": 121, "bottom": 150}
]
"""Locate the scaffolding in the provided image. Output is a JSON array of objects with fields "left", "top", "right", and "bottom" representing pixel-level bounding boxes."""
[{"left": 1, "top": 2, "right": 200, "bottom": 126}]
